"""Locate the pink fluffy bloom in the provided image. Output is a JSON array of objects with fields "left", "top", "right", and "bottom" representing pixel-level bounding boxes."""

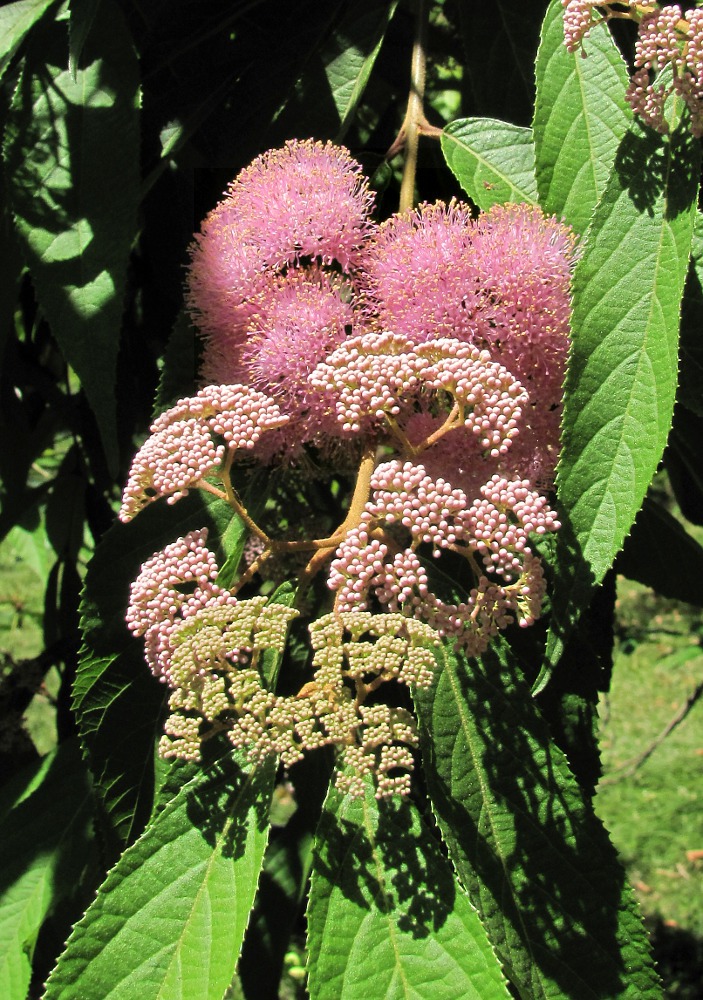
[
  {"left": 187, "top": 139, "right": 375, "bottom": 377},
  {"left": 236, "top": 267, "right": 355, "bottom": 448},
  {"left": 360, "top": 199, "right": 574, "bottom": 485},
  {"left": 360, "top": 200, "right": 484, "bottom": 342}
]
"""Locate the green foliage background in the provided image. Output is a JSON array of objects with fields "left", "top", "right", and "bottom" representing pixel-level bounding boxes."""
[{"left": 1, "top": 1, "right": 702, "bottom": 997}]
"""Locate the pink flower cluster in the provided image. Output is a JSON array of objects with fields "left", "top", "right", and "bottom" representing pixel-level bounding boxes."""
[
  {"left": 122, "top": 140, "right": 575, "bottom": 795},
  {"left": 119, "top": 384, "right": 288, "bottom": 522},
  {"left": 186, "top": 140, "right": 574, "bottom": 476},
  {"left": 328, "top": 460, "right": 558, "bottom": 656},
  {"left": 563, "top": 1, "right": 703, "bottom": 136}
]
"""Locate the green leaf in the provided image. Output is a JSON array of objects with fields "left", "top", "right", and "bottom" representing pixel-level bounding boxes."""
[
  {"left": 441, "top": 119, "right": 538, "bottom": 210},
  {"left": 0, "top": 0, "right": 57, "bottom": 83},
  {"left": 44, "top": 753, "right": 275, "bottom": 1000},
  {"left": 4, "top": 1, "right": 139, "bottom": 473},
  {"left": 76, "top": 492, "right": 238, "bottom": 854},
  {"left": 414, "top": 640, "right": 662, "bottom": 1000},
  {"left": 679, "top": 211, "right": 703, "bottom": 417},
  {"left": 0, "top": 741, "right": 96, "bottom": 1000},
  {"left": 306, "top": 771, "right": 510, "bottom": 1000},
  {"left": 329, "top": 0, "right": 399, "bottom": 140},
  {"left": 533, "top": 0, "right": 632, "bottom": 234},
  {"left": 544, "top": 124, "right": 700, "bottom": 683}
]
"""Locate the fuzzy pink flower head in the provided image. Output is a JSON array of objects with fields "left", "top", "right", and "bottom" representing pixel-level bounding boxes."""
[
  {"left": 187, "top": 140, "right": 373, "bottom": 340},
  {"left": 225, "top": 139, "right": 375, "bottom": 271},
  {"left": 188, "top": 139, "right": 374, "bottom": 384},
  {"left": 237, "top": 266, "right": 355, "bottom": 447},
  {"left": 469, "top": 203, "right": 575, "bottom": 383},
  {"left": 360, "top": 200, "right": 484, "bottom": 342}
]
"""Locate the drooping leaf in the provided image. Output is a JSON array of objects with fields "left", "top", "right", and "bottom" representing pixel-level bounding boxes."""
[
  {"left": 0, "top": 0, "right": 57, "bottom": 82},
  {"left": 0, "top": 741, "right": 96, "bottom": 1000},
  {"left": 615, "top": 493, "right": 703, "bottom": 604},
  {"left": 413, "top": 640, "right": 662, "bottom": 1000},
  {"left": 44, "top": 753, "right": 275, "bottom": 1000},
  {"left": 268, "top": 0, "right": 399, "bottom": 144},
  {"left": 329, "top": 0, "right": 399, "bottom": 141},
  {"left": 4, "top": 1, "right": 139, "bottom": 472},
  {"left": 543, "top": 123, "right": 699, "bottom": 684},
  {"left": 533, "top": 0, "right": 632, "bottom": 234},
  {"left": 75, "top": 492, "right": 238, "bottom": 854},
  {"left": 441, "top": 118, "right": 538, "bottom": 210},
  {"left": 306, "top": 770, "right": 510, "bottom": 1000}
]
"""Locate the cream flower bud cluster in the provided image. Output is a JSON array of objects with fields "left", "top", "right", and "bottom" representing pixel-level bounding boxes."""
[
  {"left": 306, "top": 612, "right": 438, "bottom": 798},
  {"left": 327, "top": 460, "right": 559, "bottom": 655},
  {"left": 129, "top": 531, "right": 439, "bottom": 796},
  {"left": 119, "top": 384, "right": 288, "bottom": 522}
]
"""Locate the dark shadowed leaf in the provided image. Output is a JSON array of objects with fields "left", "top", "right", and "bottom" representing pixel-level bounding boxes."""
[{"left": 306, "top": 769, "right": 510, "bottom": 1000}]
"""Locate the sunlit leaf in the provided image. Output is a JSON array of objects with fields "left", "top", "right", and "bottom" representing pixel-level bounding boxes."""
[
  {"left": 533, "top": 0, "right": 632, "bottom": 234},
  {"left": 543, "top": 123, "right": 699, "bottom": 684},
  {"left": 0, "top": 0, "right": 56, "bottom": 82},
  {"left": 44, "top": 754, "right": 275, "bottom": 1000},
  {"left": 441, "top": 118, "right": 537, "bottom": 210}
]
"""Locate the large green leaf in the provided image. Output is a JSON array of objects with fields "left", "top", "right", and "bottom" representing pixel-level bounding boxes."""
[
  {"left": 544, "top": 123, "right": 699, "bottom": 682},
  {"left": 306, "top": 770, "right": 510, "bottom": 1000},
  {"left": 0, "top": 741, "right": 95, "bottom": 1000},
  {"left": 75, "top": 492, "right": 238, "bottom": 854},
  {"left": 0, "top": 0, "right": 57, "bottom": 82},
  {"left": 441, "top": 119, "right": 538, "bottom": 210},
  {"left": 414, "top": 641, "right": 662, "bottom": 1000},
  {"left": 3, "top": 1, "right": 139, "bottom": 472},
  {"left": 44, "top": 753, "right": 275, "bottom": 1000},
  {"left": 533, "top": 0, "right": 632, "bottom": 234}
]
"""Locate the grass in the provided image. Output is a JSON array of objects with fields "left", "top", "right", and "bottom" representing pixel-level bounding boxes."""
[{"left": 595, "top": 578, "right": 703, "bottom": 998}]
